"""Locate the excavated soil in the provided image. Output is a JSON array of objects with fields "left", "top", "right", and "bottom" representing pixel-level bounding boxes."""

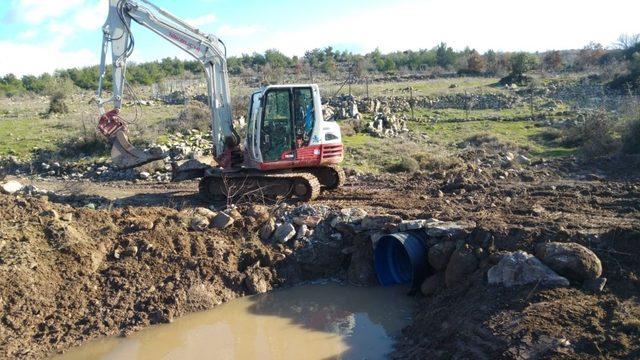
[
  {"left": 1, "top": 155, "right": 640, "bottom": 359},
  {"left": 0, "top": 197, "right": 292, "bottom": 358}
]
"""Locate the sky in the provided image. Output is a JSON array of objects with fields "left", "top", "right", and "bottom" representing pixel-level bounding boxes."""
[{"left": 0, "top": 0, "right": 639, "bottom": 76}]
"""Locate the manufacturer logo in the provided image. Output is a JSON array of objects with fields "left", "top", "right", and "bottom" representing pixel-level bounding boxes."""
[{"left": 169, "top": 32, "right": 201, "bottom": 53}]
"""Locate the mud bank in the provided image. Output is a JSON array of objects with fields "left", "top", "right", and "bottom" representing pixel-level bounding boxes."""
[
  {"left": 0, "top": 195, "right": 347, "bottom": 358},
  {"left": 1, "top": 155, "right": 639, "bottom": 359}
]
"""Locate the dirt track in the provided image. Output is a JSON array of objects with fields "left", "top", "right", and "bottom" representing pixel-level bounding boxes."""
[{"left": 1, "top": 156, "right": 639, "bottom": 359}]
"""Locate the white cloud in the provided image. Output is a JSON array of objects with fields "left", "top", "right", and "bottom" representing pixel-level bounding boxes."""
[
  {"left": 17, "top": 29, "right": 38, "bottom": 40},
  {"left": 0, "top": 41, "right": 95, "bottom": 76},
  {"left": 11, "top": 0, "right": 86, "bottom": 25},
  {"left": 74, "top": 1, "right": 108, "bottom": 31},
  {"left": 218, "top": 24, "right": 261, "bottom": 38},
  {"left": 0, "top": 0, "right": 108, "bottom": 75},
  {"left": 229, "top": 0, "right": 640, "bottom": 56},
  {"left": 186, "top": 13, "right": 217, "bottom": 27},
  {"left": 48, "top": 22, "right": 75, "bottom": 37}
]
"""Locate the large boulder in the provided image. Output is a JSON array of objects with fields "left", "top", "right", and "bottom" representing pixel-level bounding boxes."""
[
  {"left": 535, "top": 242, "right": 602, "bottom": 282},
  {"left": 273, "top": 223, "right": 296, "bottom": 243},
  {"left": 425, "top": 220, "right": 476, "bottom": 239},
  {"left": 398, "top": 219, "right": 432, "bottom": 231},
  {"left": 195, "top": 207, "right": 217, "bottom": 221},
  {"left": 444, "top": 246, "right": 479, "bottom": 288},
  {"left": 259, "top": 218, "right": 276, "bottom": 241},
  {"left": 1, "top": 180, "right": 23, "bottom": 195},
  {"left": 244, "top": 265, "right": 272, "bottom": 294},
  {"left": 487, "top": 251, "right": 570, "bottom": 287},
  {"left": 247, "top": 204, "right": 270, "bottom": 223},
  {"left": 211, "top": 212, "right": 234, "bottom": 229},
  {"left": 189, "top": 216, "right": 209, "bottom": 231},
  {"left": 360, "top": 214, "right": 402, "bottom": 231},
  {"left": 428, "top": 241, "right": 456, "bottom": 271}
]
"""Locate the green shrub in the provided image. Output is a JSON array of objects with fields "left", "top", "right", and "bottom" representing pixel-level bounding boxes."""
[
  {"left": 339, "top": 119, "right": 366, "bottom": 136},
  {"left": 413, "top": 152, "right": 461, "bottom": 171},
  {"left": 622, "top": 119, "right": 640, "bottom": 154},
  {"left": 563, "top": 111, "right": 619, "bottom": 156},
  {"left": 508, "top": 52, "right": 538, "bottom": 76},
  {"left": 462, "top": 132, "right": 520, "bottom": 152},
  {"left": 47, "top": 91, "right": 69, "bottom": 114},
  {"left": 387, "top": 156, "right": 419, "bottom": 173}
]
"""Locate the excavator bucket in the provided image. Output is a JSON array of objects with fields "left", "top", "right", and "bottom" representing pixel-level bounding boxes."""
[{"left": 110, "top": 129, "right": 164, "bottom": 169}]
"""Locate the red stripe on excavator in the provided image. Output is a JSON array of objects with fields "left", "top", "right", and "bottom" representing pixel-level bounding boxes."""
[{"left": 258, "top": 144, "right": 343, "bottom": 170}]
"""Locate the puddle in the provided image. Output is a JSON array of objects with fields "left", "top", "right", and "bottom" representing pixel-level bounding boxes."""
[{"left": 54, "top": 283, "right": 414, "bottom": 360}]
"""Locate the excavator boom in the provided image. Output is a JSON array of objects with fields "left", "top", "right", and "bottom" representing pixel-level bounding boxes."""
[{"left": 96, "top": 0, "right": 236, "bottom": 168}]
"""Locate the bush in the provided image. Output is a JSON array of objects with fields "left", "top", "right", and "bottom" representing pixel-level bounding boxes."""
[
  {"left": 387, "top": 156, "right": 419, "bottom": 173},
  {"left": 622, "top": 119, "right": 640, "bottom": 154},
  {"left": 339, "top": 118, "right": 367, "bottom": 136},
  {"left": 413, "top": 152, "right": 461, "bottom": 171},
  {"left": 610, "top": 52, "right": 640, "bottom": 92},
  {"left": 460, "top": 51, "right": 485, "bottom": 75},
  {"left": 167, "top": 101, "right": 211, "bottom": 133},
  {"left": 562, "top": 111, "right": 619, "bottom": 156},
  {"left": 462, "top": 132, "right": 520, "bottom": 152},
  {"left": 47, "top": 91, "right": 69, "bottom": 115},
  {"left": 339, "top": 122, "right": 356, "bottom": 137},
  {"left": 0, "top": 73, "right": 25, "bottom": 97},
  {"left": 508, "top": 52, "right": 538, "bottom": 76}
]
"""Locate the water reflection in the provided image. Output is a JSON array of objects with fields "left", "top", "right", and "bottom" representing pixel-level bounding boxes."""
[{"left": 54, "top": 283, "right": 414, "bottom": 360}]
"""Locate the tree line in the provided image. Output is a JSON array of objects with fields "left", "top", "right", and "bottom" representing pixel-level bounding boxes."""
[{"left": 1, "top": 36, "right": 639, "bottom": 97}]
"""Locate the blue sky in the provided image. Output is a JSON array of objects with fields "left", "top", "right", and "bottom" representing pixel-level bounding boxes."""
[{"left": 0, "top": 0, "right": 639, "bottom": 76}]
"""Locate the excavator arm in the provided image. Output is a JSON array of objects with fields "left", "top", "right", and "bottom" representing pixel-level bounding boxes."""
[{"left": 96, "top": 0, "right": 237, "bottom": 168}]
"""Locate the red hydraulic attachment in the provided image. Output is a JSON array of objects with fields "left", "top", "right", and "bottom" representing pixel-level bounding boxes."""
[
  {"left": 97, "top": 108, "right": 127, "bottom": 138},
  {"left": 96, "top": 108, "right": 164, "bottom": 169}
]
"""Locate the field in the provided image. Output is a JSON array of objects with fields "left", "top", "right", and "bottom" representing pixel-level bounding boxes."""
[
  {"left": 1, "top": 74, "right": 639, "bottom": 359},
  {"left": 0, "top": 75, "right": 586, "bottom": 167}
]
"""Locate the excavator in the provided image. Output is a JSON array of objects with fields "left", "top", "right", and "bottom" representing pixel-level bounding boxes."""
[{"left": 96, "top": 0, "right": 345, "bottom": 202}]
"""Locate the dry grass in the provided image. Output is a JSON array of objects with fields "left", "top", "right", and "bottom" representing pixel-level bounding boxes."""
[
  {"left": 165, "top": 101, "right": 211, "bottom": 133},
  {"left": 461, "top": 132, "right": 522, "bottom": 152},
  {"left": 386, "top": 156, "right": 420, "bottom": 173},
  {"left": 562, "top": 111, "right": 620, "bottom": 157},
  {"left": 412, "top": 152, "right": 462, "bottom": 171}
]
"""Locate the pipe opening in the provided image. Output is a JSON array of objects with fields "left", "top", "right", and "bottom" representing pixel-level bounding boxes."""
[{"left": 374, "top": 231, "right": 430, "bottom": 288}]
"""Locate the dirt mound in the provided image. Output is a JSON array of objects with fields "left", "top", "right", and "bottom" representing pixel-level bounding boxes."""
[
  {"left": 394, "top": 227, "right": 640, "bottom": 359},
  {"left": 0, "top": 195, "right": 285, "bottom": 358},
  {"left": 1, "top": 152, "right": 639, "bottom": 359}
]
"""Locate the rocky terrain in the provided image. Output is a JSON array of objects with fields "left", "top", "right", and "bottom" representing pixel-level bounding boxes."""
[
  {"left": 1, "top": 140, "right": 639, "bottom": 359},
  {"left": 1, "top": 73, "right": 639, "bottom": 359}
]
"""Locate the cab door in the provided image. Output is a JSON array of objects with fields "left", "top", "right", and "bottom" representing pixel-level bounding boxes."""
[
  {"left": 260, "top": 88, "right": 294, "bottom": 162},
  {"left": 246, "top": 91, "right": 262, "bottom": 163}
]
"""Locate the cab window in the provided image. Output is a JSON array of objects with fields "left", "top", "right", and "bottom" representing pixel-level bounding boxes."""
[
  {"left": 293, "top": 88, "right": 314, "bottom": 147},
  {"left": 261, "top": 89, "right": 292, "bottom": 162}
]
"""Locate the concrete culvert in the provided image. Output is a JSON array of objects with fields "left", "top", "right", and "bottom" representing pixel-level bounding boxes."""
[{"left": 374, "top": 231, "right": 431, "bottom": 289}]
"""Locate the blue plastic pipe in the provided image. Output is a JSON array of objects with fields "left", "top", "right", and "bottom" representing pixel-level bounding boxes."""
[{"left": 374, "top": 231, "right": 430, "bottom": 289}]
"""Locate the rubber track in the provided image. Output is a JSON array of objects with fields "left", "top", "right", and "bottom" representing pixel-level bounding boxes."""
[
  {"left": 325, "top": 165, "right": 346, "bottom": 190},
  {"left": 199, "top": 171, "right": 321, "bottom": 203}
]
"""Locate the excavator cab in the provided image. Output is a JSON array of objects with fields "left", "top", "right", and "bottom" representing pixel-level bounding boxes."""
[{"left": 244, "top": 84, "right": 343, "bottom": 170}]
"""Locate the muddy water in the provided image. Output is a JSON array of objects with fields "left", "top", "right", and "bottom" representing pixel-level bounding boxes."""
[{"left": 55, "top": 283, "right": 414, "bottom": 360}]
